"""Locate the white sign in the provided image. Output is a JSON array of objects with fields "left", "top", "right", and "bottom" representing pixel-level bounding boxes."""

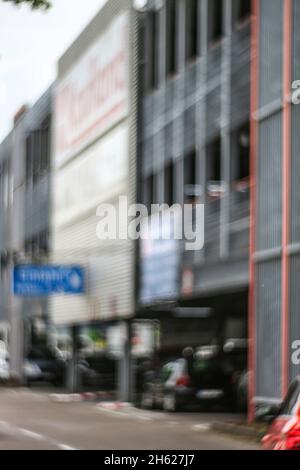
[
  {"left": 54, "top": 12, "right": 129, "bottom": 167},
  {"left": 54, "top": 124, "right": 129, "bottom": 227}
]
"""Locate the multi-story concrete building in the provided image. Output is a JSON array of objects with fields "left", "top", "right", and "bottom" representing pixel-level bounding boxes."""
[
  {"left": 136, "top": 0, "right": 251, "bottom": 390},
  {"left": 0, "top": 87, "right": 52, "bottom": 380},
  {"left": 0, "top": 131, "right": 13, "bottom": 349},
  {"left": 51, "top": 0, "right": 138, "bottom": 399},
  {"left": 23, "top": 88, "right": 52, "bottom": 356},
  {"left": 249, "top": 0, "right": 300, "bottom": 418}
]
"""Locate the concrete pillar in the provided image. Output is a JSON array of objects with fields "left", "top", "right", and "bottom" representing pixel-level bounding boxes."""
[
  {"left": 220, "top": 0, "right": 232, "bottom": 259},
  {"left": 117, "top": 321, "right": 132, "bottom": 402},
  {"left": 9, "top": 295, "right": 24, "bottom": 384}
]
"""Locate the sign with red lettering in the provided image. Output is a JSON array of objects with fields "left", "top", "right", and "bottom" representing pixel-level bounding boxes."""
[{"left": 54, "top": 12, "right": 129, "bottom": 167}]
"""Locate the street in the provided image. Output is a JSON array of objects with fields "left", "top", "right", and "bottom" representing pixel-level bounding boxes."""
[{"left": 0, "top": 388, "right": 259, "bottom": 450}]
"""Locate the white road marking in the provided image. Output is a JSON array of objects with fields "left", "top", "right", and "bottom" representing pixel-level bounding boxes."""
[
  {"left": 192, "top": 423, "right": 212, "bottom": 432},
  {"left": 19, "top": 428, "right": 44, "bottom": 440},
  {"left": 57, "top": 443, "right": 76, "bottom": 451},
  {"left": 0, "top": 420, "right": 10, "bottom": 427}
]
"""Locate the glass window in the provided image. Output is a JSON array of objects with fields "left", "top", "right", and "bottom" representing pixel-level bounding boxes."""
[
  {"left": 234, "top": 125, "right": 250, "bottom": 182},
  {"left": 166, "top": 0, "right": 177, "bottom": 76},
  {"left": 280, "top": 381, "right": 300, "bottom": 416},
  {"left": 186, "top": 0, "right": 199, "bottom": 61},
  {"left": 208, "top": 0, "right": 223, "bottom": 45},
  {"left": 164, "top": 162, "right": 174, "bottom": 207},
  {"left": 233, "top": 0, "right": 251, "bottom": 25}
]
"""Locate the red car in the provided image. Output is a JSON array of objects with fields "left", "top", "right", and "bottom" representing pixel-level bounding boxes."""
[{"left": 262, "top": 377, "right": 300, "bottom": 450}]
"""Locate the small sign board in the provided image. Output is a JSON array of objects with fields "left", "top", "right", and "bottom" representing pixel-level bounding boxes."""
[{"left": 13, "top": 265, "right": 85, "bottom": 297}]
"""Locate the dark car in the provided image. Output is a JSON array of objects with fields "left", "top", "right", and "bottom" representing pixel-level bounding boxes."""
[
  {"left": 26, "top": 346, "right": 66, "bottom": 386},
  {"left": 141, "top": 342, "right": 247, "bottom": 412},
  {"left": 77, "top": 356, "right": 116, "bottom": 391},
  {"left": 261, "top": 377, "right": 300, "bottom": 450},
  {"left": 141, "top": 358, "right": 192, "bottom": 411}
]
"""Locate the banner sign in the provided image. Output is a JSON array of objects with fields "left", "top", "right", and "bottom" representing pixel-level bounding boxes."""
[{"left": 13, "top": 265, "right": 85, "bottom": 297}]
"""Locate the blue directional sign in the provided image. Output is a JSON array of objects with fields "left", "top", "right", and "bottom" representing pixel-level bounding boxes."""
[{"left": 13, "top": 265, "right": 85, "bottom": 297}]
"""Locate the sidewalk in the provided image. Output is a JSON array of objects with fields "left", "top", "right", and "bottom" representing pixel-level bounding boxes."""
[{"left": 211, "top": 419, "right": 267, "bottom": 443}]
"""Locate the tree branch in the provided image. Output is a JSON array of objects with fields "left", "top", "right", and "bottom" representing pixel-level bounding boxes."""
[{"left": 3, "top": 0, "right": 51, "bottom": 9}]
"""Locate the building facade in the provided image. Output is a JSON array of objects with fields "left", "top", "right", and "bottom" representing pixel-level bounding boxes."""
[
  {"left": 0, "top": 87, "right": 52, "bottom": 380},
  {"left": 0, "top": 131, "right": 13, "bottom": 348},
  {"left": 51, "top": 0, "right": 138, "bottom": 399},
  {"left": 136, "top": 0, "right": 251, "bottom": 391},
  {"left": 249, "top": 0, "right": 300, "bottom": 417}
]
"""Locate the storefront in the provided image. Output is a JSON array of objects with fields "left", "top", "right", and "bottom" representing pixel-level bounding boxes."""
[{"left": 51, "top": 0, "right": 138, "bottom": 400}]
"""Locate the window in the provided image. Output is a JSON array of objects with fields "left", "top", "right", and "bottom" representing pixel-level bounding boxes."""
[
  {"left": 25, "top": 239, "right": 33, "bottom": 257},
  {"left": 33, "top": 131, "right": 41, "bottom": 183},
  {"left": 206, "top": 137, "right": 222, "bottom": 199},
  {"left": 26, "top": 135, "right": 33, "bottom": 181},
  {"left": 26, "top": 128, "right": 50, "bottom": 184},
  {"left": 186, "top": 0, "right": 199, "bottom": 61},
  {"left": 184, "top": 150, "right": 197, "bottom": 200},
  {"left": 148, "top": 9, "right": 160, "bottom": 90},
  {"left": 208, "top": 0, "right": 223, "bottom": 45},
  {"left": 0, "top": 166, "right": 12, "bottom": 209},
  {"left": 234, "top": 125, "right": 250, "bottom": 182},
  {"left": 26, "top": 232, "right": 49, "bottom": 258},
  {"left": 207, "top": 137, "right": 221, "bottom": 183},
  {"left": 143, "top": 174, "right": 154, "bottom": 211},
  {"left": 166, "top": 0, "right": 177, "bottom": 76},
  {"left": 164, "top": 162, "right": 174, "bottom": 206},
  {"left": 40, "top": 128, "right": 50, "bottom": 174},
  {"left": 39, "top": 231, "right": 49, "bottom": 255},
  {"left": 233, "top": 0, "right": 251, "bottom": 25}
]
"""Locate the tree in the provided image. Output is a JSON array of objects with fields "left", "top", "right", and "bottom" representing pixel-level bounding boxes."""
[{"left": 3, "top": 0, "right": 51, "bottom": 9}]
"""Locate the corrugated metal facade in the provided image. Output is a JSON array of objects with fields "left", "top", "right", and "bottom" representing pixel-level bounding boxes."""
[
  {"left": 289, "top": 255, "right": 300, "bottom": 380},
  {"left": 289, "top": 0, "right": 300, "bottom": 383},
  {"left": 256, "top": 259, "right": 282, "bottom": 399},
  {"left": 257, "top": 112, "right": 282, "bottom": 251},
  {"left": 50, "top": 0, "right": 138, "bottom": 326},
  {"left": 253, "top": 0, "right": 300, "bottom": 405},
  {"left": 258, "top": 0, "right": 282, "bottom": 108},
  {"left": 254, "top": 0, "right": 284, "bottom": 402},
  {"left": 139, "top": 0, "right": 251, "bottom": 302}
]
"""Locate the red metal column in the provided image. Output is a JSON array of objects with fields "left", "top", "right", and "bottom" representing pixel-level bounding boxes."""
[
  {"left": 248, "top": 0, "right": 259, "bottom": 423},
  {"left": 281, "top": 0, "right": 292, "bottom": 398}
]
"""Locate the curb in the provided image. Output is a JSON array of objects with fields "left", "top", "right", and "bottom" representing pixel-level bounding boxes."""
[
  {"left": 50, "top": 390, "right": 115, "bottom": 403},
  {"left": 97, "top": 401, "right": 132, "bottom": 411},
  {"left": 211, "top": 421, "right": 266, "bottom": 443}
]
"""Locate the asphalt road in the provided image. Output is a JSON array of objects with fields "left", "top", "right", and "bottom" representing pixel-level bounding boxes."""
[{"left": 0, "top": 388, "right": 259, "bottom": 450}]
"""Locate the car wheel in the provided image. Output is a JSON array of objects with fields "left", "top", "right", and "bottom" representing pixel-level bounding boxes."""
[
  {"left": 163, "top": 393, "right": 178, "bottom": 412},
  {"left": 141, "top": 389, "right": 155, "bottom": 410}
]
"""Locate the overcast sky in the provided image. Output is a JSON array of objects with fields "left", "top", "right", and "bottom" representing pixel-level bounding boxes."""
[{"left": 0, "top": 0, "right": 106, "bottom": 141}]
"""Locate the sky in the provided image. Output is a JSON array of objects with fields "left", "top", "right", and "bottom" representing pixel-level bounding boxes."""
[{"left": 0, "top": 0, "right": 106, "bottom": 141}]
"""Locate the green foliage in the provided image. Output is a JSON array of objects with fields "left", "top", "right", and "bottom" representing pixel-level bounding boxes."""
[{"left": 3, "top": 0, "right": 51, "bottom": 9}]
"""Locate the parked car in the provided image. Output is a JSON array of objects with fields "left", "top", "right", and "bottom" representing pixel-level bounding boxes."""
[
  {"left": 77, "top": 357, "right": 116, "bottom": 391},
  {"left": 25, "top": 346, "right": 66, "bottom": 386},
  {"left": 261, "top": 377, "right": 300, "bottom": 450},
  {"left": 141, "top": 358, "right": 191, "bottom": 412},
  {"left": 141, "top": 345, "right": 243, "bottom": 412},
  {"left": 0, "top": 340, "right": 9, "bottom": 383},
  {"left": 0, "top": 358, "right": 9, "bottom": 383},
  {"left": 24, "top": 359, "right": 43, "bottom": 383}
]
